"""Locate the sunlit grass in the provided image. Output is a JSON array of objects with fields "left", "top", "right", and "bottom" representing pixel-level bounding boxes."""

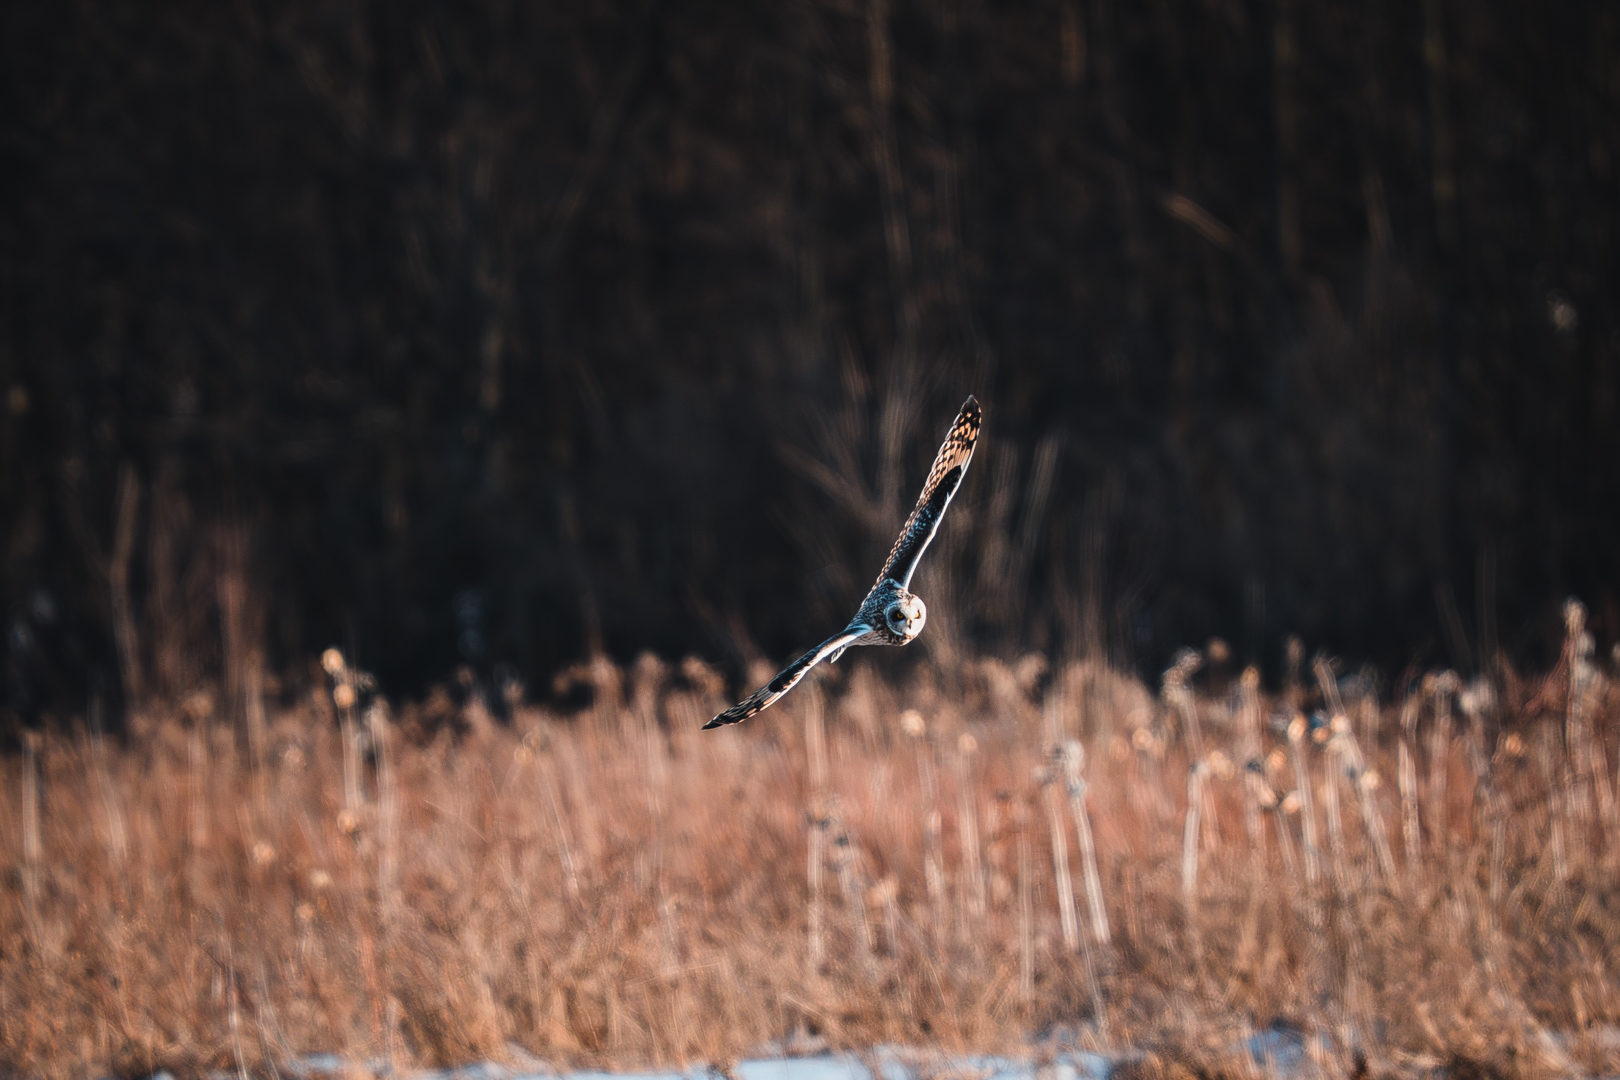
[{"left": 4, "top": 618, "right": 1620, "bottom": 1080}]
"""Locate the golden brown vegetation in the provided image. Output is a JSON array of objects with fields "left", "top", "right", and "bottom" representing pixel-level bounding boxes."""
[{"left": 6, "top": 612, "right": 1620, "bottom": 1080}]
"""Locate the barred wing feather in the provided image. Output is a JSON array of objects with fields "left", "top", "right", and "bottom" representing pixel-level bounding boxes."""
[
  {"left": 704, "top": 627, "right": 870, "bottom": 728},
  {"left": 873, "top": 395, "right": 981, "bottom": 590}
]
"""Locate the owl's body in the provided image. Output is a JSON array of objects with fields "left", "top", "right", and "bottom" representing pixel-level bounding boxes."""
[{"left": 705, "top": 396, "right": 980, "bottom": 728}]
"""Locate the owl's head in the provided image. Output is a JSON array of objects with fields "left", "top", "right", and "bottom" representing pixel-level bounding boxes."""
[{"left": 885, "top": 592, "right": 927, "bottom": 642}]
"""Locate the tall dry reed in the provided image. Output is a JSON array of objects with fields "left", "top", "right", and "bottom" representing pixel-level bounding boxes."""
[{"left": 3, "top": 641, "right": 1619, "bottom": 1080}]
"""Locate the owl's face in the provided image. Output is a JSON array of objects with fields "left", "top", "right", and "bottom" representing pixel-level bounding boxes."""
[{"left": 885, "top": 594, "right": 926, "bottom": 641}]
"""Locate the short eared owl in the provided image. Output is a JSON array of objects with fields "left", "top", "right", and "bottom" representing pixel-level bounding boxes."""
[{"left": 705, "top": 395, "right": 981, "bottom": 728}]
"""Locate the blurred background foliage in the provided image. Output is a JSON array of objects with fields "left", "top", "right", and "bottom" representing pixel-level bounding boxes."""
[{"left": 2, "top": 0, "right": 1617, "bottom": 724}]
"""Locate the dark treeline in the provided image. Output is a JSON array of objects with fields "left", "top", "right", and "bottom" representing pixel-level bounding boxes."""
[{"left": 3, "top": 0, "right": 1618, "bottom": 724}]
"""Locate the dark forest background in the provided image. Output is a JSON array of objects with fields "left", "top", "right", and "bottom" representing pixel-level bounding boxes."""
[{"left": 3, "top": 0, "right": 1618, "bottom": 725}]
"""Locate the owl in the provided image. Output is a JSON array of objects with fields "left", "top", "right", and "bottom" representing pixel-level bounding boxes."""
[{"left": 705, "top": 395, "right": 981, "bottom": 728}]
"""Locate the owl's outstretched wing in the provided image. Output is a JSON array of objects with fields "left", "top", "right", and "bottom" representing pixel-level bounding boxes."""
[
  {"left": 704, "top": 627, "right": 870, "bottom": 728},
  {"left": 873, "top": 395, "right": 981, "bottom": 591}
]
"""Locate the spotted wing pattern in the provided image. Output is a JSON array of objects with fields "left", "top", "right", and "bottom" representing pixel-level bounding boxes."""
[
  {"left": 873, "top": 395, "right": 981, "bottom": 590},
  {"left": 704, "top": 627, "right": 871, "bottom": 728}
]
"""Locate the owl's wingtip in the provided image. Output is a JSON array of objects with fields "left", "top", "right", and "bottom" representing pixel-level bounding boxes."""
[{"left": 705, "top": 707, "right": 746, "bottom": 728}]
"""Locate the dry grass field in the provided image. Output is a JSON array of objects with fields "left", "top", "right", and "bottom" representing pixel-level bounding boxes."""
[{"left": 6, "top": 608, "right": 1620, "bottom": 1080}]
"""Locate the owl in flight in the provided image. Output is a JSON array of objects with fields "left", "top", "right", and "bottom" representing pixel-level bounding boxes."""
[{"left": 705, "top": 395, "right": 981, "bottom": 728}]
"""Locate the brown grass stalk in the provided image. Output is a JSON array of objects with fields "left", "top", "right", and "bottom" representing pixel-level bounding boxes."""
[
  {"left": 4, "top": 652, "right": 1620, "bottom": 1079},
  {"left": 1428, "top": 672, "right": 1457, "bottom": 836},
  {"left": 954, "top": 736, "right": 986, "bottom": 925},
  {"left": 1286, "top": 714, "right": 1320, "bottom": 887},
  {"left": 1399, "top": 692, "right": 1422, "bottom": 886},
  {"left": 1062, "top": 741, "right": 1110, "bottom": 946},
  {"left": 806, "top": 695, "right": 829, "bottom": 975},
  {"left": 1042, "top": 770, "right": 1080, "bottom": 954},
  {"left": 19, "top": 732, "right": 41, "bottom": 930},
  {"left": 1016, "top": 818, "right": 1033, "bottom": 1004},
  {"left": 1315, "top": 661, "right": 1395, "bottom": 882},
  {"left": 1181, "top": 761, "right": 1206, "bottom": 900},
  {"left": 1238, "top": 667, "right": 1264, "bottom": 852}
]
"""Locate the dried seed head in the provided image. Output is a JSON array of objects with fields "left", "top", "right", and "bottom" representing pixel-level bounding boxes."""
[
  {"left": 336, "top": 809, "right": 360, "bottom": 837},
  {"left": 333, "top": 683, "right": 357, "bottom": 709},
  {"left": 1288, "top": 715, "right": 1307, "bottom": 742},
  {"left": 309, "top": 869, "right": 333, "bottom": 890},
  {"left": 1281, "top": 791, "right": 1302, "bottom": 815},
  {"left": 1459, "top": 679, "right": 1495, "bottom": 718},
  {"left": 1208, "top": 750, "right": 1235, "bottom": 780},
  {"left": 958, "top": 732, "right": 978, "bottom": 755},
  {"left": 900, "top": 709, "right": 926, "bottom": 738},
  {"left": 252, "top": 841, "right": 276, "bottom": 867},
  {"left": 183, "top": 691, "right": 213, "bottom": 723},
  {"left": 1062, "top": 739, "right": 1084, "bottom": 772},
  {"left": 1163, "top": 647, "right": 1203, "bottom": 688},
  {"left": 1241, "top": 665, "right": 1260, "bottom": 690},
  {"left": 321, "top": 648, "right": 346, "bottom": 676},
  {"left": 991, "top": 873, "right": 1012, "bottom": 904},
  {"left": 1564, "top": 598, "right": 1587, "bottom": 638},
  {"left": 1577, "top": 631, "right": 1595, "bottom": 661},
  {"left": 867, "top": 876, "right": 899, "bottom": 906}
]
